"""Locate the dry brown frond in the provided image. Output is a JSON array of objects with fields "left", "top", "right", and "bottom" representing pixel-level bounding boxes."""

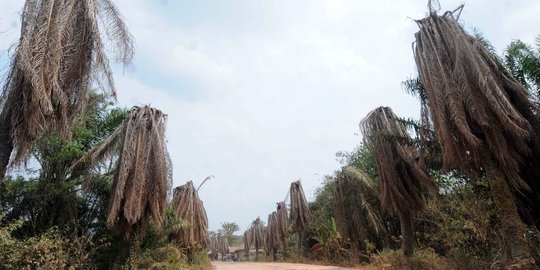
[
  {"left": 360, "top": 106, "right": 436, "bottom": 214},
  {"left": 210, "top": 235, "right": 219, "bottom": 255},
  {"left": 243, "top": 229, "right": 252, "bottom": 255},
  {"left": 218, "top": 236, "right": 229, "bottom": 257},
  {"left": 413, "top": 9, "right": 538, "bottom": 192},
  {"left": 170, "top": 180, "right": 210, "bottom": 250},
  {"left": 0, "top": 0, "right": 134, "bottom": 183},
  {"left": 289, "top": 181, "right": 311, "bottom": 233},
  {"left": 265, "top": 212, "right": 279, "bottom": 254},
  {"left": 250, "top": 217, "right": 265, "bottom": 251},
  {"left": 276, "top": 201, "right": 289, "bottom": 243},
  {"left": 83, "top": 105, "right": 169, "bottom": 239}
]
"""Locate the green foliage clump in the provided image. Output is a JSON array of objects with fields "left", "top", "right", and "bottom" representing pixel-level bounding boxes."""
[
  {"left": 309, "top": 218, "right": 349, "bottom": 263},
  {"left": 0, "top": 219, "right": 98, "bottom": 269},
  {"left": 372, "top": 248, "right": 450, "bottom": 270},
  {"left": 137, "top": 244, "right": 186, "bottom": 270}
]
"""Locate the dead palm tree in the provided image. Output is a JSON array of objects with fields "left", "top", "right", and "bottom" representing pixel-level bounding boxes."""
[
  {"left": 210, "top": 235, "right": 219, "bottom": 260},
  {"left": 289, "top": 180, "right": 311, "bottom": 254},
  {"left": 413, "top": 3, "right": 538, "bottom": 264},
  {"left": 276, "top": 201, "right": 289, "bottom": 255},
  {"left": 360, "top": 106, "right": 436, "bottom": 257},
  {"left": 243, "top": 229, "right": 252, "bottom": 260},
  {"left": 250, "top": 217, "right": 265, "bottom": 261},
  {"left": 80, "top": 105, "right": 170, "bottom": 267},
  {"left": 334, "top": 166, "right": 385, "bottom": 254},
  {"left": 0, "top": 0, "right": 134, "bottom": 184},
  {"left": 265, "top": 212, "right": 279, "bottom": 261},
  {"left": 170, "top": 180, "right": 210, "bottom": 259},
  {"left": 218, "top": 236, "right": 229, "bottom": 261}
]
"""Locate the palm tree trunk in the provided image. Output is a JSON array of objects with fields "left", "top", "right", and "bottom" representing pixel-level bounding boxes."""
[
  {"left": 488, "top": 173, "right": 532, "bottom": 264},
  {"left": 398, "top": 209, "right": 414, "bottom": 257},
  {"left": 0, "top": 117, "right": 12, "bottom": 184},
  {"left": 282, "top": 239, "right": 288, "bottom": 258},
  {"left": 297, "top": 230, "right": 304, "bottom": 257},
  {"left": 128, "top": 225, "right": 143, "bottom": 270}
]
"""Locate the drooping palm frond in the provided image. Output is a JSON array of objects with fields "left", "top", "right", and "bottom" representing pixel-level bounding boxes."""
[
  {"left": 250, "top": 217, "right": 265, "bottom": 259},
  {"left": 360, "top": 106, "right": 436, "bottom": 213},
  {"left": 413, "top": 6, "right": 539, "bottom": 192},
  {"left": 218, "top": 236, "right": 229, "bottom": 258},
  {"left": 80, "top": 105, "right": 170, "bottom": 238},
  {"left": 276, "top": 201, "right": 289, "bottom": 245},
  {"left": 243, "top": 229, "right": 252, "bottom": 255},
  {"left": 402, "top": 77, "right": 428, "bottom": 103},
  {"left": 361, "top": 106, "right": 436, "bottom": 257},
  {"left": 0, "top": 0, "right": 134, "bottom": 182},
  {"left": 210, "top": 235, "right": 219, "bottom": 256},
  {"left": 413, "top": 5, "right": 540, "bottom": 261},
  {"left": 334, "top": 166, "right": 385, "bottom": 249},
  {"left": 265, "top": 212, "right": 279, "bottom": 255},
  {"left": 289, "top": 181, "right": 311, "bottom": 233},
  {"left": 170, "top": 180, "right": 210, "bottom": 250}
]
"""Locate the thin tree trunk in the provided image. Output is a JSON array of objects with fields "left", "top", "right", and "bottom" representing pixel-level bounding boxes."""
[
  {"left": 398, "top": 209, "right": 414, "bottom": 257},
  {"left": 282, "top": 239, "right": 288, "bottom": 258},
  {"left": 128, "top": 225, "right": 143, "bottom": 270},
  {"left": 255, "top": 248, "right": 259, "bottom": 261},
  {"left": 0, "top": 117, "right": 13, "bottom": 184},
  {"left": 297, "top": 230, "right": 304, "bottom": 257},
  {"left": 488, "top": 174, "right": 532, "bottom": 265}
]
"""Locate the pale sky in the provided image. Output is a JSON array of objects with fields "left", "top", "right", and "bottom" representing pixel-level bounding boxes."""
[{"left": 1, "top": 0, "right": 539, "bottom": 232}]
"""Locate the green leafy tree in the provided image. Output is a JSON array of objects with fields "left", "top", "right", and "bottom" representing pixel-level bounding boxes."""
[
  {"left": 218, "top": 221, "right": 240, "bottom": 246},
  {"left": 504, "top": 38, "right": 540, "bottom": 97},
  {"left": 0, "top": 93, "right": 126, "bottom": 268}
]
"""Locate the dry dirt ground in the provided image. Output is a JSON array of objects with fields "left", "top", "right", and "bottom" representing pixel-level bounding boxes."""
[{"left": 212, "top": 261, "right": 355, "bottom": 270}]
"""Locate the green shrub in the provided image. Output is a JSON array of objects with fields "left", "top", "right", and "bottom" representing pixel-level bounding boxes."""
[
  {"left": 137, "top": 244, "right": 187, "bottom": 270},
  {"left": 137, "top": 244, "right": 210, "bottom": 270},
  {"left": 0, "top": 219, "right": 96, "bottom": 269},
  {"left": 371, "top": 248, "right": 450, "bottom": 270}
]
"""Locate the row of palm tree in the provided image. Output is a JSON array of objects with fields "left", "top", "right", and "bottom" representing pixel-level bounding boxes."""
[
  {"left": 241, "top": 181, "right": 311, "bottom": 261},
  {"left": 209, "top": 235, "right": 230, "bottom": 260}
]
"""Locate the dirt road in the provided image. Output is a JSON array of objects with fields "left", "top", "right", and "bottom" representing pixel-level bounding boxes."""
[{"left": 212, "top": 261, "right": 353, "bottom": 270}]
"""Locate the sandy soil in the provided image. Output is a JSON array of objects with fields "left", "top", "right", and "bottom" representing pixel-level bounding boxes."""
[{"left": 212, "top": 261, "right": 354, "bottom": 270}]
